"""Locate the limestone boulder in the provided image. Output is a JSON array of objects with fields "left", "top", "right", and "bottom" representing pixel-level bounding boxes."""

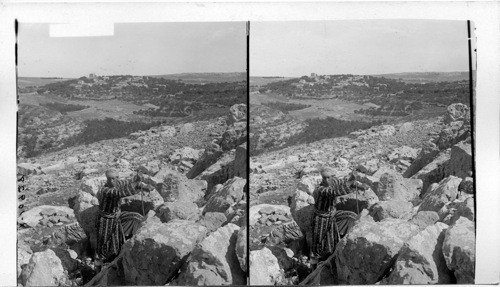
[
  {"left": 335, "top": 219, "right": 420, "bottom": 284},
  {"left": 179, "top": 123, "right": 195, "bottom": 134},
  {"left": 227, "top": 103, "right": 247, "bottom": 125},
  {"left": 297, "top": 175, "right": 321, "bottom": 195},
  {"left": 458, "top": 177, "right": 474, "bottom": 194},
  {"left": 203, "top": 177, "right": 246, "bottom": 214},
  {"left": 369, "top": 200, "right": 414, "bottom": 221},
  {"left": 419, "top": 176, "right": 462, "bottom": 213},
  {"left": 446, "top": 141, "right": 472, "bottom": 179},
  {"left": 356, "top": 159, "right": 380, "bottom": 176},
  {"left": 289, "top": 189, "right": 315, "bottom": 249},
  {"left": 410, "top": 211, "right": 440, "bottom": 230},
  {"left": 403, "top": 141, "right": 440, "bottom": 178},
  {"left": 438, "top": 196, "right": 475, "bottom": 226},
  {"left": 434, "top": 122, "right": 470, "bottom": 150},
  {"left": 220, "top": 121, "right": 247, "bottom": 151},
  {"left": 198, "top": 152, "right": 235, "bottom": 193},
  {"left": 335, "top": 187, "right": 379, "bottom": 214},
  {"left": 120, "top": 189, "right": 164, "bottom": 215},
  {"left": 388, "top": 146, "right": 419, "bottom": 163},
  {"left": 19, "top": 205, "right": 75, "bottom": 228},
  {"left": 157, "top": 201, "right": 200, "bottom": 223},
  {"left": 377, "top": 172, "right": 422, "bottom": 203},
  {"left": 233, "top": 143, "right": 247, "bottom": 178},
  {"left": 186, "top": 143, "right": 224, "bottom": 179},
  {"left": 17, "top": 163, "right": 42, "bottom": 176},
  {"left": 148, "top": 172, "right": 206, "bottom": 204},
  {"left": 137, "top": 160, "right": 161, "bottom": 176},
  {"left": 444, "top": 103, "right": 470, "bottom": 124},
  {"left": 72, "top": 191, "right": 99, "bottom": 236},
  {"left": 442, "top": 217, "right": 475, "bottom": 283},
  {"left": 249, "top": 204, "right": 291, "bottom": 226},
  {"left": 122, "top": 219, "right": 207, "bottom": 285},
  {"left": 411, "top": 150, "right": 451, "bottom": 194},
  {"left": 249, "top": 247, "right": 282, "bottom": 285},
  {"left": 197, "top": 212, "right": 227, "bottom": 233},
  {"left": 177, "top": 224, "right": 245, "bottom": 285},
  {"left": 21, "top": 249, "right": 68, "bottom": 286},
  {"left": 225, "top": 200, "right": 247, "bottom": 226},
  {"left": 18, "top": 242, "right": 32, "bottom": 277},
  {"left": 386, "top": 222, "right": 451, "bottom": 284},
  {"left": 80, "top": 176, "right": 106, "bottom": 196},
  {"left": 169, "top": 147, "right": 203, "bottom": 164}
]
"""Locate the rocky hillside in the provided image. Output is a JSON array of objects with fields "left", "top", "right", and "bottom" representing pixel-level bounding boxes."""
[
  {"left": 17, "top": 104, "right": 247, "bottom": 286},
  {"left": 250, "top": 105, "right": 307, "bottom": 155},
  {"left": 249, "top": 103, "right": 474, "bottom": 285}
]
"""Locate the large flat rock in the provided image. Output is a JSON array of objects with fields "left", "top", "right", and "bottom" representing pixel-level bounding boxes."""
[
  {"left": 122, "top": 219, "right": 207, "bottom": 285},
  {"left": 335, "top": 219, "right": 420, "bottom": 284}
]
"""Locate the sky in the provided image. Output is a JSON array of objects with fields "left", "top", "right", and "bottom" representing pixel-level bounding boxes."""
[
  {"left": 18, "top": 22, "right": 247, "bottom": 78},
  {"left": 251, "top": 20, "right": 470, "bottom": 77}
]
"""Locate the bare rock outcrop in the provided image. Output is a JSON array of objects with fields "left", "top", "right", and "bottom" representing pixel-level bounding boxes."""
[
  {"left": 336, "top": 187, "right": 379, "bottom": 214},
  {"left": 442, "top": 217, "right": 475, "bottom": 283},
  {"left": 249, "top": 247, "right": 282, "bottom": 285},
  {"left": 289, "top": 187, "right": 315, "bottom": 249},
  {"left": 377, "top": 172, "right": 422, "bottom": 202},
  {"left": 249, "top": 204, "right": 291, "bottom": 226},
  {"left": 18, "top": 242, "right": 33, "bottom": 278},
  {"left": 411, "top": 150, "right": 451, "bottom": 194},
  {"left": 227, "top": 103, "right": 247, "bottom": 125},
  {"left": 386, "top": 222, "right": 451, "bottom": 284},
  {"left": 186, "top": 143, "right": 224, "bottom": 179},
  {"left": 176, "top": 224, "right": 245, "bottom": 285},
  {"left": 418, "top": 176, "right": 462, "bottom": 213},
  {"left": 120, "top": 189, "right": 164, "bottom": 215},
  {"left": 335, "top": 219, "right": 420, "bottom": 284},
  {"left": 444, "top": 103, "right": 470, "bottom": 124},
  {"left": 122, "top": 219, "right": 208, "bottom": 285},
  {"left": 203, "top": 177, "right": 246, "bottom": 214},
  {"left": 446, "top": 141, "right": 472, "bottom": 179},
  {"left": 221, "top": 121, "right": 247, "bottom": 151},
  {"left": 157, "top": 201, "right": 200, "bottom": 223},
  {"left": 20, "top": 249, "right": 68, "bottom": 286},
  {"left": 410, "top": 210, "right": 440, "bottom": 230},
  {"left": 369, "top": 200, "right": 414, "bottom": 221},
  {"left": 18, "top": 205, "right": 75, "bottom": 228}
]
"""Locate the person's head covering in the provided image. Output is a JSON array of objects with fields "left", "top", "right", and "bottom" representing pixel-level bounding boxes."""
[
  {"left": 320, "top": 167, "right": 336, "bottom": 178},
  {"left": 105, "top": 169, "right": 119, "bottom": 179}
]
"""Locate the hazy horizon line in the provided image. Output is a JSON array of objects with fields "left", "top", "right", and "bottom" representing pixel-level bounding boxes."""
[
  {"left": 18, "top": 71, "right": 248, "bottom": 79},
  {"left": 250, "top": 70, "right": 471, "bottom": 78}
]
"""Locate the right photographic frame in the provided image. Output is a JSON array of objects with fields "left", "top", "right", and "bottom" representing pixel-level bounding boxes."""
[{"left": 249, "top": 20, "right": 476, "bottom": 285}]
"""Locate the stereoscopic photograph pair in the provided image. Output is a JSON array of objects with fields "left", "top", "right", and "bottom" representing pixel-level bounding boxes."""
[{"left": 16, "top": 20, "right": 476, "bottom": 286}]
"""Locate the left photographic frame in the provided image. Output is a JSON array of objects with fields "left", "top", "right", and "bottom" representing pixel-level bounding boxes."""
[{"left": 16, "top": 21, "right": 248, "bottom": 286}]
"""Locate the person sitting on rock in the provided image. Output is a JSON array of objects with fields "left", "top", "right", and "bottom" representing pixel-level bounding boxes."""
[
  {"left": 94, "top": 169, "right": 153, "bottom": 272},
  {"left": 310, "top": 167, "right": 364, "bottom": 269}
]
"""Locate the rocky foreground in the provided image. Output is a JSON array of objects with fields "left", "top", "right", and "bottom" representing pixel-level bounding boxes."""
[
  {"left": 249, "top": 103, "right": 474, "bottom": 285},
  {"left": 17, "top": 104, "right": 247, "bottom": 286}
]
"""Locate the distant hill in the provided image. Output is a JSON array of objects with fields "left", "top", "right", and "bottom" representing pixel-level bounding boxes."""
[
  {"left": 250, "top": 76, "right": 296, "bottom": 88},
  {"left": 17, "top": 77, "right": 74, "bottom": 88},
  {"left": 375, "top": 72, "right": 470, "bottom": 84},
  {"left": 151, "top": 72, "right": 246, "bottom": 84}
]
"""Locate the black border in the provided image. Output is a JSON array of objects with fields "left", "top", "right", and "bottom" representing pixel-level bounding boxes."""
[
  {"left": 245, "top": 20, "right": 251, "bottom": 285},
  {"left": 467, "top": 20, "right": 477, "bottom": 235}
]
